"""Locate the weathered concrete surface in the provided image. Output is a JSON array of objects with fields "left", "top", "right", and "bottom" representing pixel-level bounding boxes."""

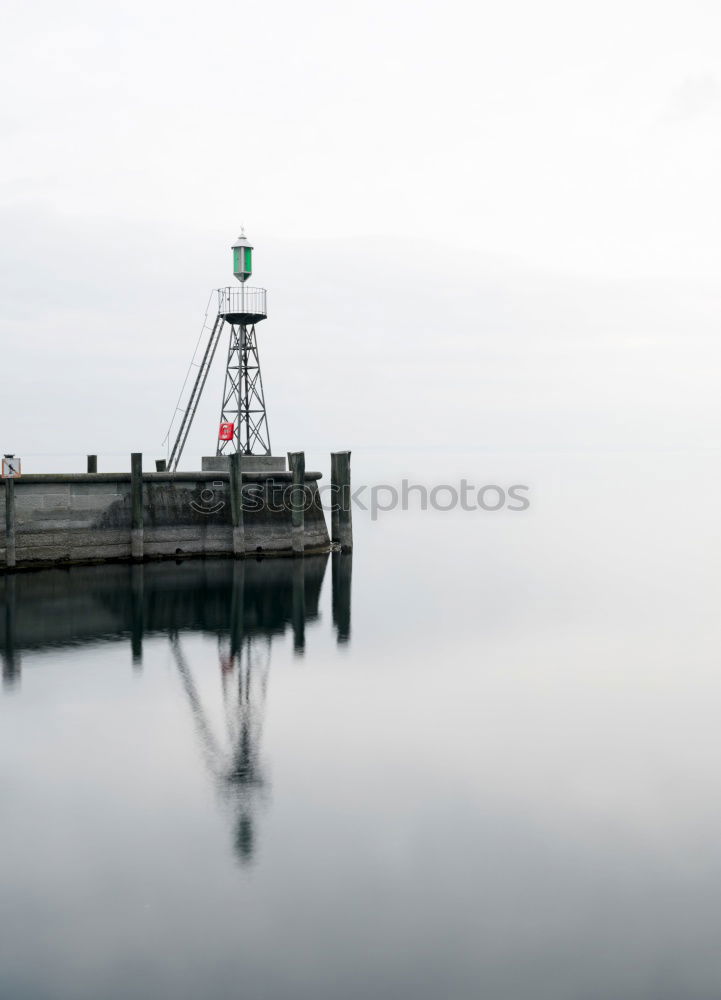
[
  {"left": 201, "top": 455, "right": 286, "bottom": 473},
  {"left": 1, "top": 471, "right": 330, "bottom": 571}
]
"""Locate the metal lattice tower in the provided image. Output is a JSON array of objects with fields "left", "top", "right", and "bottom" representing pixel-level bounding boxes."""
[
  {"left": 217, "top": 319, "right": 270, "bottom": 457},
  {"left": 166, "top": 229, "right": 271, "bottom": 471}
]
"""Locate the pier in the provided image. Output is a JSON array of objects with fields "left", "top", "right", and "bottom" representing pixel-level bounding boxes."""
[{"left": 0, "top": 451, "right": 353, "bottom": 571}]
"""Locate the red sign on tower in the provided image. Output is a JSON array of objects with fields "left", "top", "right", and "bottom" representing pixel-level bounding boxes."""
[{"left": 218, "top": 422, "right": 235, "bottom": 441}]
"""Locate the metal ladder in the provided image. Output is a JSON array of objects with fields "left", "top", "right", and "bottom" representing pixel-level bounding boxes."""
[{"left": 167, "top": 311, "right": 226, "bottom": 472}]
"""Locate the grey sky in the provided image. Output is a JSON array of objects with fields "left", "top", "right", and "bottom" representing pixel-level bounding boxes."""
[{"left": 1, "top": 0, "right": 720, "bottom": 471}]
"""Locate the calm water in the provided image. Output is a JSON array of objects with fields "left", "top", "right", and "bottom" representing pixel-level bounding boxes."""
[{"left": 3, "top": 454, "right": 721, "bottom": 999}]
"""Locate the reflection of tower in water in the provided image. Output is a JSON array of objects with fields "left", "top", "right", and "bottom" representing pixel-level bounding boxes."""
[
  {"left": 0, "top": 551, "right": 353, "bottom": 860},
  {"left": 170, "top": 569, "right": 271, "bottom": 866},
  {"left": 223, "top": 637, "right": 268, "bottom": 861},
  {"left": 169, "top": 554, "right": 351, "bottom": 864},
  {"left": 222, "top": 571, "right": 270, "bottom": 862}
]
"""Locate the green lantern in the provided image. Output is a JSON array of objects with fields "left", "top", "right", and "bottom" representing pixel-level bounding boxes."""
[{"left": 232, "top": 229, "right": 253, "bottom": 283}]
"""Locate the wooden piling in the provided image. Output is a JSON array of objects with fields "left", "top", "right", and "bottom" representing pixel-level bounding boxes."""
[
  {"left": 331, "top": 451, "right": 353, "bottom": 552},
  {"left": 130, "top": 452, "right": 144, "bottom": 561},
  {"left": 87, "top": 455, "right": 97, "bottom": 473},
  {"left": 229, "top": 450, "right": 245, "bottom": 557},
  {"left": 155, "top": 459, "right": 167, "bottom": 472},
  {"left": 288, "top": 451, "right": 305, "bottom": 556},
  {"left": 4, "top": 479, "right": 16, "bottom": 569}
]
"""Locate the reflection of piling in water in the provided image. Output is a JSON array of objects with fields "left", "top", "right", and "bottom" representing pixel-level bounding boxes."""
[
  {"left": 292, "top": 558, "right": 305, "bottom": 654},
  {"left": 2, "top": 575, "right": 19, "bottom": 689},
  {"left": 130, "top": 564, "right": 144, "bottom": 667},
  {"left": 229, "top": 560, "right": 245, "bottom": 661},
  {"left": 332, "top": 551, "right": 352, "bottom": 644}
]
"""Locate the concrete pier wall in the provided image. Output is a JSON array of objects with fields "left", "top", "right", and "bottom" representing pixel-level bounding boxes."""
[
  {"left": 0, "top": 471, "right": 330, "bottom": 571},
  {"left": 201, "top": 455, "right": 286, "bottom": 473}
]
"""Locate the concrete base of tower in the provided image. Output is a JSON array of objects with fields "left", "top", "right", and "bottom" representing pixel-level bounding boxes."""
[{"left": 201, "top": 455, "right": 286, "bottom": 473}]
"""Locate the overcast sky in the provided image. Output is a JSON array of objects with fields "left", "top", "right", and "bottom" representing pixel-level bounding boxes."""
[{"left": 2, "top": 0, "right": 720, "bottom": 473}]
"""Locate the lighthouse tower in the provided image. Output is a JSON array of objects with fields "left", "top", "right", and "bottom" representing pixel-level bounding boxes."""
[
  {"left": 166, "top": 230, "right": 273, "bottom": 471},
  {"left": 217, "top": 230, "right": 271, "bottom": 457}
]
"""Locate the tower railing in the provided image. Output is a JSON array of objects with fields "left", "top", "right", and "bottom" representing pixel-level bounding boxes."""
[{"left": 218, "top": 286, "right": 267, "bottom": 320}]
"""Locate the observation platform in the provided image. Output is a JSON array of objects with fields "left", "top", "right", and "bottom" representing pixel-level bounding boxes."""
[{"left": 217, "top": 286, "right": 267, "bottom": 325}]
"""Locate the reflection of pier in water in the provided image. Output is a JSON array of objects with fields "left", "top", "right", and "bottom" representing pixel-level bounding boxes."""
[
  {"left": 0, "top": 553, "right": 353, "bottom": 863},
  {"left": 1, "top": 554, "right": 352, "bottom": 681}
]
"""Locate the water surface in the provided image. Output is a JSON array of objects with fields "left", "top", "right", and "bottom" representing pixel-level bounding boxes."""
[{"left": 3, "top": 455, "right": 721, "bottom": 999}]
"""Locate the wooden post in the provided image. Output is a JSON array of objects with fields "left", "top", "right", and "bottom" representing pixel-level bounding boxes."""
[
  {"left": 87, "top": 454, "right": 97, "bottom": 473},
  {"left": 155, "top": 459, "right": 167, "bottom": 472},
  {"left": 130, "top": 452, "right": 144, "bottom": 561},
  {"left": 330, "top": 453, "right": 340, "bottom": 548},
  {"left": 331, "top": 451, "right": 353, "bottom": 552},
  {"left": 4, "top": 479, "right": 16, "bottom": 569},
  {"left": 229, "top": 450, "right": 245, "bottom": 557},
  {"left": 288, "top": 451, "right": 305, "bottom": 556}
]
